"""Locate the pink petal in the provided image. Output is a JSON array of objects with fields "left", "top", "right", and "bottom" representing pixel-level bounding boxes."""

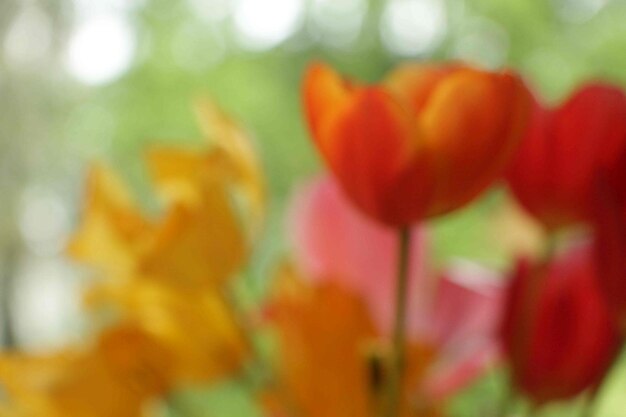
[
  {"left": 421, "top": 342, "right": 501, "bottom": 399},
  {"left": 288, "top": 175, "right": 428, "bottom": 335},
  {"left": 421, "top": 260, "right": 505, "bottom": 398},
  {"left": 429, "top": 260, "right": 504, "bottom": 348}
]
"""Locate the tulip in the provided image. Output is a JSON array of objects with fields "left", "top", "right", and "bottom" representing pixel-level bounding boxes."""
[
  {"left": 506, "top": 84, "right": 626, "bottom": 231},
  {"left": 302, "top": 62, "right": 531, "bottom": 226},
  {"left": 500, "top": 243, "right": 621, "bottom": 404}
]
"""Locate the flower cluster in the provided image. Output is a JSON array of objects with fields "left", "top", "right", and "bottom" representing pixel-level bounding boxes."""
[
  {"left": 295, "top": 61, "right": 626, "bottom": 415},
  {"left": 1, "top": 60, "right": 626, "bottom": 417},
  {"left": 0, "top": 99, "right": 264, "bottom": 417}
]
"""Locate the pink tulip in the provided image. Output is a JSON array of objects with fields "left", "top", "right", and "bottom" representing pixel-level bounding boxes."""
[{"left": 288, "top": 175, "right": 505, "bottom": 398}]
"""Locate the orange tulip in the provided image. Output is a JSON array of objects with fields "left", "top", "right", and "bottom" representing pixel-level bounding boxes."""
[{"left": 302, "top": 62, "right": 531, "bottom": 226}]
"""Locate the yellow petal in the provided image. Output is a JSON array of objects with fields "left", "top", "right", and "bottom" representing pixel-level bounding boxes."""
[
  {"left": 145, "top": 195, "right": 246, "bottom": 289},
  {"left": 194, "top": 97, "right": 265, "bottom": 239},
  {"left": 144, "top": 147, "right": 248, "bottom": 287},
  {"left": 66, "top": 163, "right": 151, "bottom": 275},
  {"left": 0, "top": 337, "right": 164, "bottom": 417},
  {"left": 88, "top": 279, "right": 249, "bottom": 384}
]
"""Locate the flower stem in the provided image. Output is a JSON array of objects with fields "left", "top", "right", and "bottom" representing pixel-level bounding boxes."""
[
  {"left": 580, "top": 343, "right": 626, "bottom": 417},
  {"left": 496, "top": 383, "right": 515, "bottom": 417},
  {"left": 579, "top": 395, "right": 597, "bottom": 417},
  {"left": 385, "top": 228, "right": 411, "bottom": 417}
]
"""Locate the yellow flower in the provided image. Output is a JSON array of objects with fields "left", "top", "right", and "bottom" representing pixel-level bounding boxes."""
[
  {"left": 68, "top": 98, "right": 265, "bottom": 288},
  {"left": 87, "top": 279, "right": 249, "bottom": 384},
  {"left": 0, "top": 324, "right": 171, "bottom": 417},
  {"left": 26, "top": 98, "right": 267, "bottom": 416}
]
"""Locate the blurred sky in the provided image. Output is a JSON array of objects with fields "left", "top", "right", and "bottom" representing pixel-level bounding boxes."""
[{"left": 1, "top": 0, "right": 626, "bottom": 350}]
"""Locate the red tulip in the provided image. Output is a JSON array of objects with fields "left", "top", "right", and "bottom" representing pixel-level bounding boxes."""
[
  {"left": 501, "top": 243, "right": 621, "bottom": 404},
  {"left": 507, "top": 84, "right": 626, "bottom": 231},
  {"left": 302, "top": 62, "right": 531, "bottom": 226},
  {"left": 592, "top": 149, "right": 626, "bottom": 330}
]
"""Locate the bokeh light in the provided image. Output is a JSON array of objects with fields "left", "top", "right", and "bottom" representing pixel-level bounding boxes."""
[
  {"left": 3, "top": 4, "right": 52, "bottom": 71},
  {"left": 380, "top": 0, "right": 447, "bottom": 56},
  {"left": 13, "top": 257, "right": 82, "bottom": 350},
  {"left": 233, "top": 0, "right": 304, "bottom": 51},
  {"left": 309, "top": 0, "right": 368, "bottom": 49},
  {"left": 65, "top": 13, "right": 137, "bottom": 85}
]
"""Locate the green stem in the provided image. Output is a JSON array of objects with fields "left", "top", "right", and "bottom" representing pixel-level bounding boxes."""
[
  {"left": 580, "top": 342, "right": 626, "bottom": 417},
  {"left": 385, "top": 228, "right": 411, "bottom": 417},
  {"left": 579, "top": 395, "right": 596, "bottom": 417},
  {"left": 496, "top": 383, "right": 515, "bottom": 417},
  {"left": 528, "top": 404, "right": 541, "bottom": 417}
]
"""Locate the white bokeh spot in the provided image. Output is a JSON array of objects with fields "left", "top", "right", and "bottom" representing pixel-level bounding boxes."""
[
  {"left": 233, "top": 0, "right": 304, "bottom": 51},
  {"left": 310, "top": 0, "right": 368, "bottom": 48},
  {"left": 3, "top": 4, "right": 53, "bottom": 70},
  {"left": 65, "top": 14, "right": 137, "bottom": 85},
  {"left": 381, "top": 0, "right": 447, "bottom": 56}
]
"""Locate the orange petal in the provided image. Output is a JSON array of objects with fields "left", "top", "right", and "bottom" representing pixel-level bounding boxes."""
[
  {"left": 269, "top": 265, "right": 377, "bottom": 417},
  {"left": 419, "top": 68, "right": 530, "bottom": 215},
  {"left": 324, "top": 87, "right": 417, "bottom": 223},
  {"left": 303, "top": 63, "right": 355, "bottom": 158},
  {"left": 384, "top": 63, "right": 458, "bottom": 115}
]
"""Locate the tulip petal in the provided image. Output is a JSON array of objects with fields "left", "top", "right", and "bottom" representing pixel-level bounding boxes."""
[
  {"left": 422, "top": 261, "right": 504, "bottom": 398},
  {"left": 303, "top": 63, "right": 355, "bottom": 156},
  {"left": 430, "top": 261, "right": 504, "bottom": 349},
  {"left": 421, "top": 343, "right": 500, "bottom": 400},
  {"left": 501, "top": 244, "right": 621, "bottom": 403},
  {"left": 419, "top": 69, "right": 530, "bottom": 215},
  {"left": 507, "top": 84, "right": 626, "bottom": 229},
  {"left": 288, "top": 175, "right": 429, "bottom": 335},
  {"left": 593, "top": 151, "right": 626, "bottom": 329},
  {"left": 553, "top": 85, "right": 626, "bottom": 202},
  {"left": 303, "top": 64, "right": 419, "bottom": 224},
  {"left": 384, "top": 64, "right": 458, "bottom": 114}
]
